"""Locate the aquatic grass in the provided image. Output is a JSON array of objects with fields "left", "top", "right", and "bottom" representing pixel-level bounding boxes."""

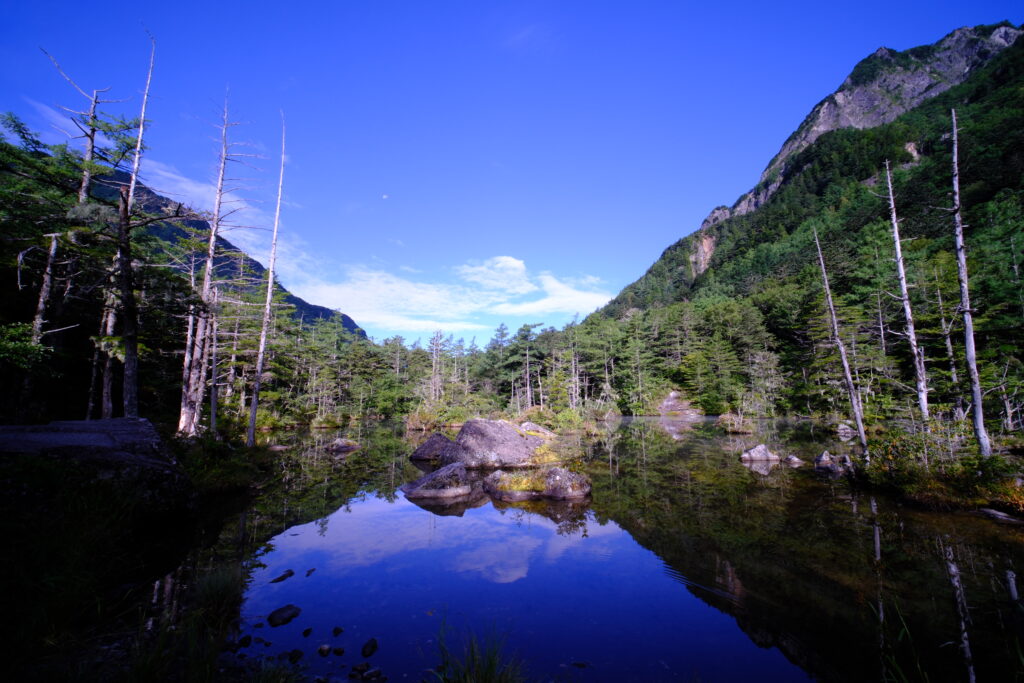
[{"left": 427, "top": 623, "right": 526, "bottom": 683}]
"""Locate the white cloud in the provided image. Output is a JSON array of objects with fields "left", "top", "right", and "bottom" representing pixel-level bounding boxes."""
[
  {"left": 457, "top": 255, "right": 537, "bottom": 295},
  {"left": 492, "top": 273, "right": 611, "bottom": 316}
]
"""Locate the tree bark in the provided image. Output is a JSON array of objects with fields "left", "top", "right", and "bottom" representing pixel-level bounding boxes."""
[
  {"left": 117, "top": 187, "right": 140, "bottom": 417},
  {"left": 814, "top": 225, "right": 869, "bottom": 459},
  {"left": 950, "top": 110, "right": 992, "bottom": 456}
]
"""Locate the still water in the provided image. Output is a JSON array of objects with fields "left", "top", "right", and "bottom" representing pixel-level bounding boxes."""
[{"left": 213, "top": 418, "right": 1024, "bottom": 681}]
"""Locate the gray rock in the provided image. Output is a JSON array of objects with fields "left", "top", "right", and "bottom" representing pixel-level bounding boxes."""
[
  {"left": 520, "top": 421, "right": 556, "bottom": 438},
  {"left": 410, "top": 433, "right": 454, "bottom": 461},
  {"left": 784, "top": 455, "right": 804, "bottom": 467},
  {"left": 439, "top": 419, "right": 558, "bottom": 469},
  {"left": 401, "top": 462, "right": 473, "bottom": 499},
  {"left": 740, "top": 444, "right": 779, "bottom": 461},
  {"left": 267, "top": 604, "right": 301, "bottom": 627}
]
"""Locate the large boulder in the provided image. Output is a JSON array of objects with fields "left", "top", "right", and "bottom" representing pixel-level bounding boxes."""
[
  {"left": 483, "top": 467, "right": 591, "bottom": 502},
  {"left": 439, "top": 419, "right": 560, "bottom": 469},
  {"left": 409, "top": 433, "right": 453, "bottom": 462},
  {"left": 401, "top": 462, "right": 474, "bottom": 500}
]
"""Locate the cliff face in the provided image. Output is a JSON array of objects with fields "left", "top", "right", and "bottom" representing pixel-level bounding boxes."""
[
  {"left": 762, "top": 24, "right": 1020, "bottom": 187},
  {"left": 599, "top": 22, "right": 1021, "bottom": 317}
]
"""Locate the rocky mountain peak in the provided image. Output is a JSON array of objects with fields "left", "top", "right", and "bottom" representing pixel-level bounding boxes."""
[{"left": 684, "top": 22, "right": 1020, "bottom": 278}]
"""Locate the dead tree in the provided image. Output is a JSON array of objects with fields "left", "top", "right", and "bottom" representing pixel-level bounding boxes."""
[
  {"left": 247, "top": 116, "right": 286, "bottom": 447},
  {"left": 885, "top": 161, "right": 930, "bottom": 423},
  {"left": 178, "top": 100, "right": 239, "bottom": 436},
  {"left": 116, "top": 39, "right": 155, "bottom": 419},
  {"left": 950, "top": 110, "right": 992, "bottom": 456},
  {"left": 813, "top": 225, "right": 869, "bottom": 460}
]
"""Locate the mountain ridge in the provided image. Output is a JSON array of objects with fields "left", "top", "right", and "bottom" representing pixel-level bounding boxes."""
[{"left": 599, "top": 21, "right": 1021, "bottom": 319}]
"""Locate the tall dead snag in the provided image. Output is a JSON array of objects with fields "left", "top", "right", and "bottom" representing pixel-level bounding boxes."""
[
  {"left": 885, "top": 161, "right": 930, "bottom": 423},
  {"left": 42, "top": 49, "right": 115, "bottom": 204},
  {"left": 117, "top": 38, "right": 155, "bottom": 419},
  {"left": 950, "top": 109, "right": 992, "bottom": 456},
  {"left": 813, "top": 225, "right": 870, "bottom": 460},
  {"left": 247, "top": 116, "right": 286, "bottom": 447},
  {"left": 178, "top": 100, "right": 236, "bottom": 436}
]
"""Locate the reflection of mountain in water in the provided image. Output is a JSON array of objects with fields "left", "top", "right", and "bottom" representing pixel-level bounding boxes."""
[{"left": 585, "top": 419, "right": 1024, "bottom": 682}]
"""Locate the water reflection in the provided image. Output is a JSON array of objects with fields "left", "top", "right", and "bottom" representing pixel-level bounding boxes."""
[{"left": 216, "top": 419, "right": 1024, "bottom": 681}]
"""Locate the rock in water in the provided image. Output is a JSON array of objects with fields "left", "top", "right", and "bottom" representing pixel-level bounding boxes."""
[
  {"left": 270, "top": 569, "right": 294, "bottom": 583},
  {"left": 740, "top": 444, "right": 779, "bottom": 461},
  {"left": 361, "top": 637, "right": 379, "bottom": 657},
  {"left": 483, "top": 467, "right": 591, "bottom": 502},
  {"left": 401, "top": 462, "right": 473, "bottom": 499},
  {"left": 267, "top": 604, "right": 301, "bottom": 627},
  {"left": 409, "top": 433, "right": 454, "bottom": 461},
  {"left": 439, "top": 419, "right": 558, "bottom": 469},
  {"left": 327, "top": 437, "right": 361, "bottom": 453}
]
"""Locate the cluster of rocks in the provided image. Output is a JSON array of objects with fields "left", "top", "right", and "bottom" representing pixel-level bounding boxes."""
[
  {"left": 739, "top": 443, "right": 854, "bottom": 478},
  {"left": 234, "top": 590, "right": 385, "bottom": 681},
  {"left": 403, "top": 419, "right": 590, "bottom": 506}
]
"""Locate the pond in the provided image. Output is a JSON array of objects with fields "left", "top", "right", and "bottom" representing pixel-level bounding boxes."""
[{"left": 186, "top": 418, "right": 1024, "bottom": 681}]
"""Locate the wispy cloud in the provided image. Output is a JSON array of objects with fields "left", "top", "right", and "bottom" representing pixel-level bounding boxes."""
[
  {"left": 288, "top": 255, "right": 612, "bottom": 339},
  {"left": 493, "top": 273, "right": 610, "bottom": 316}
]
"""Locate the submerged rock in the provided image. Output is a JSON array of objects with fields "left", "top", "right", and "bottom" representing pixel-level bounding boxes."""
[
  {"left": 267, "top": 604, "right": 302, "bottom": 627},
  {"left": 784, "top": 455, "right": 804, "bottom": 467},
  {"left": 740, "top": 444, "right": 779, "bottom": 461},
  {"left": 409, "top": 433, "right": 454, "bottom": 462},
  {"left": 401, "top": 462, "right": 473, "bottom": 499},
  {"left": 361, "top": 637, "right": 379, "bottom": 657},
  {"left": 483, "top": 467, "right": 591, "bottom": 502},
  {"left": 327, "top": 438, "right": 361, "bottom": 453},
  {"left": 439, "top": 419, "right": 560, "bottom": 469}
]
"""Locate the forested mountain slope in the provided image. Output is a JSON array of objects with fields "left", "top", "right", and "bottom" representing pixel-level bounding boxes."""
[{"left": 601, "top": 22, "right": 1021, "bottom": 317}]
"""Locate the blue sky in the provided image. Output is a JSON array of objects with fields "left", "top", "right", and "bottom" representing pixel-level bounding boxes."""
[{"left": 2, "top": 1, "right": 1020, "bottom": 344}]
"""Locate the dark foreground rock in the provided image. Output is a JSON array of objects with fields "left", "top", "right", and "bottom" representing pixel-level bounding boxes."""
[
  {"left": 409, "top": 432, "right": 453, "bottom": 461},
  {"left": 483, "top": 467, "right": 591, "bottom": 502},
  {"left": 401, "top": 462, "right": 474, "bottom": 499},
  {"left": 438, "top": 419, "right": 560, "bottom": 469},
  {"left": 267, "top": 604, "right": 302, "bottom": 627},
  {"left": 0, "top": 417, "right": 195, "bottom": 522}
]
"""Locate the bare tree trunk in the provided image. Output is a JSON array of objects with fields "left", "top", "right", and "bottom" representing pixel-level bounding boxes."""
[
  {"left": 247, "top": 117, "right": 286, "bottom": 447},
  {"left": 178, "top": 100, "right": 232, "bottom": 436},
  {"left": 885, "top": 161, "right": 930, "bottom": 423},
  {"left": 814, "top": 225, "right": 869, "bottom": 460},
  {"left": 950, "top": 110, "right": 992, "bottom": 456},
  {"left": 30, "top": 233, "right": 59, "bottom": 344},
  {"left": 209, "top": 288, "right": 219, "bottom": 436},
  {"left": 101, "top": 300, "right": 117, "bottom": 419},
  {"left": 935, "top": 270, "right": 966, "bottom": 421},
  {"left": 117, "top": 187, "right": 140, "bottom": 417}
]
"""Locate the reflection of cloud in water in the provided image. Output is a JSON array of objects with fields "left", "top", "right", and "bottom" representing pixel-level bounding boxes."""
[
  {"left": 257, "top": 496, "right": 629, "bottom": 585},
  {"left": 451, "top": 537, "right": 542, "bottom": 583}
]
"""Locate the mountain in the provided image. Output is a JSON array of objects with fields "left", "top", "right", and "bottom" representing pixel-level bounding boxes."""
[
  {"left": 102, "top": 173, "right": 365, "bottom": 337},
  {"left": 599, "top": 22, "right": 1021, "bottom": 318}
]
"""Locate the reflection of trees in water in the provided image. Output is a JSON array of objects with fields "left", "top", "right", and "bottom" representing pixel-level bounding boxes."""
[{"left": 584, "top": 418, "right": 1024, "bottom": 682}]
